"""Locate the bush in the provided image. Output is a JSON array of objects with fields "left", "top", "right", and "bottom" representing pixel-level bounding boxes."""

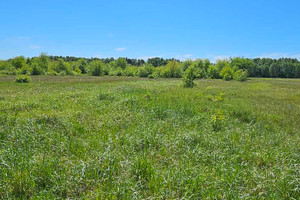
[
  {"left": 220, "top": 65, "right": 234, "bottom": 81},
  {"left": 233, "top": 69, "right": 248, "bottom": 81},
  {"left": 136, "top": 65, "right": 155, "bottom": 77},
  {"left": 115, "top": 58, "right": 127, "bottom": 69},
  {"left": 124, "top": 66, "right": 137, "bottom": 76},
  {"left": 15, "top": 75, "right": 31, "bottom": 83},
  {"left": 45, "top": 70, "right": 59, "bottom": 76},
  {"left": 17, "top": 66, "right": 32, "bottom": 75},
  {"left": 162, "top": 61, "right": 182, "bottom": 78},
  {"left": 182, "top": 66, "right": 196, "bottom": 88},
  {"left": 109, "top": 67, "right": 124, "bottom": 76},
  {"left": 31, "top": 63, "right": 43, "bottom": 75},
  {"left": 51, "top": 59, "right": 74, "bottom": 75},
  {"left": 90, "top": 61, "right": 104, "bottom": 76},
  {"left": 76, "top": 59, "right": 89, "bottom": 74},
  {"left": 211, "top": 109, "right": 224, "bottom": 131},
  {"left": 207, "top": 65, "right": 221, "bottom": 79}
]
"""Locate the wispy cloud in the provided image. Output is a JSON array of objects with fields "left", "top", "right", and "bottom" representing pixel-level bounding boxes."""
[
  {"left": 208, "top": 55, "right": 231, "bottom": 63},
  {"left": 93, "top": 54, "right": 103, "bottom": 58},
  {"left": 258, "top": 52, "right": 300, "bottom": 59},
  {"left": 16, "top": 36, "right": 30, "bottom": 41},
  {"left": 138, "top": 55, "right": 165, "bottom": 60},
  {"left": 29, "top": 45, "right": 41, "bottom": 49},
  {"left": 116, "top": 47, "right": 126, "bottom": 51},
  {"left": 174, "top": 54, "right": 193, "bottom": 61}
]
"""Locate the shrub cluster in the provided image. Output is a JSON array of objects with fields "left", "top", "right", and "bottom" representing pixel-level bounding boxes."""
[
  {"left": 2, "top": 54, "right": 300, "bottom": 81},
  {"left": 15, "top": 75, "right": 31, "bottom": 83}
]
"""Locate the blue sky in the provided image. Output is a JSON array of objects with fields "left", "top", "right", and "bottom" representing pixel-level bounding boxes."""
[{"left": 1, "top": 0, "right": 300, "bottom": 61}]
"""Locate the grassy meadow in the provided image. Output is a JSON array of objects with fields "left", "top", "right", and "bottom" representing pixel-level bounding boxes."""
[{"left": 0, "top": 76, "right": 299, "bottom": 199}]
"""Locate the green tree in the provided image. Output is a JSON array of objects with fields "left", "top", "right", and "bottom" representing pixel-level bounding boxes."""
[
  {"left": 11, "top": 56, "right": 27, "bottom": 69},
  {"left": 76, "top": 58, "right": 89, "bottom": 74},
  {"left": 115, "top": 58, "right": 127, "bottom": 69},
  {"left": 269, "top": 63, "right": 280, "bottom": 77},
  {"left": 38, "top": 53, "right": 49, "bottom": 73}
]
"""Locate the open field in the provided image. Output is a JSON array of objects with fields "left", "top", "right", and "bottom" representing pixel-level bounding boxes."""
[{"left": 0, "top": 76, "right": 299, "bottom": 199}]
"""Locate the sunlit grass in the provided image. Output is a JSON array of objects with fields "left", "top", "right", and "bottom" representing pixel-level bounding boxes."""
[{"left": 0, "top": 76, "right": 299, "bottom": 199}]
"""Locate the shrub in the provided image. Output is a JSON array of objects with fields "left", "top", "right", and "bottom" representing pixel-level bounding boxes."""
[
  {"left": 163, "top": 61, "right": 182, "bottom": 78},
  {"left": 211, "top": 109, "right": 224, "bottom": 131},
  {"left": 115, "top": 58, "right": 127, "bottom": 69},
  {"left": 15, "top": 75, "right": 31, "bottom": 83},
  {"left": 76, "top": 58, "right": 89, "bottom": 74},
  {"left": 90, "top": 61, "right": 104, "bottom": 76},
  {"left": 17, "top": 66, "right": 32, "bottom": 75},
  {"left": 124, "top": 66, "right": 137, "bottom": 76},
  {"left": 59, "top": 71, "right": 68, "bottom": 76},
  {"left": 220, "top": 65, "right": 234, "bottom": 81},
  {"left": 51, "top": 59, "right": 74, "bottom": 75},
  {"left": 207, "top": 65, "right": 221, "bottom": 79},
  {"left": 109, "top": 67, "right": 124, "bottom": 76},
  {"left": 11, "top": 56, "right": 27, "bottom": 69},
  {"left": 136, "top": 64, "right": 155, "bottom": 77},
  {"left": 45, "top": 70, "right": 59, "bottom": 76},
  {"left": 182, "top": 66, "right": 196, "bottom": 88},
  {"left": 31, "top": 63, "right": 43, "bottom": 75},
  {"left": 233, "top": 69, "right": 248, "bottom": 81},
  {"left": 181, "top": 60, "right": 193, "bottom": 71}
]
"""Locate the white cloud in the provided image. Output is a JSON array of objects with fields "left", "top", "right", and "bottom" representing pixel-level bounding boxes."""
[{"left": 116, "top": 47, "right": 126, "bottom": 51}]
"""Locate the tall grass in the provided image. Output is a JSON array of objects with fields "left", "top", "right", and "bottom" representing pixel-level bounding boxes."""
[{"left": 0, "top": 76, "right": 299, "bottom": 199}]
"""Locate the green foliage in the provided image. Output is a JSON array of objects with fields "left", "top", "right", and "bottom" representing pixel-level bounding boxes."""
[
  {"left": 109, "top": 67, "right": 124, "bottom": 76},
  {"left": 37, "top": 53, "right": 49, "bottom": 73},
  {"left": 220, "top": 64, "right": 234, "bottom": 80},
  {"left": 89, "top": 60, "right": 104, "bottom": 76},
  {"left": 76, "top": 58, "right": 89, "bottom": 74},
  {"left": 124, "top": 66, "right": 137, "bottom": 76},
  {"left": 11, "top": 56, "right": 27, "bottom": 69},
  {"left": 230, "top": 57, "right": 255, "bottom": 76},
  {"left": 45, "top": 69, "right": 59, "bottom": 76},
  {"left": 17, "top": 65, "right": 32, "bottom": 75},
  {"left": 182, "top": 65, "right": 196, "bottom": 87},
  {"left": 1, "top": 55, "right": 300, "bottom": 78},
  {"left": 136, "top": 64, "right": 155, "bottom": 77},
  {"left": 181, "top": 59, "right": 193, "bottom": 71},
  {"left": 211, "top": 109, "right": 225, "bottom": 131},
  {"left": 161, "top": 61, "right": 182, "bottom": 78},
  {"left": 15, "top": 75, "right": 31, "bottom": 83},
  {"left": 31, "top": 63, "right": 43, "bottom": 75},
  {"left": 233, "top": 69, "right": 248, "bottom": 81},
  {"left": 207, "top": 65, "right": 221, "bottom": 79},
  {"left": 115, "top": 58, "right": 127, "bottom": 69},
  {"left": 51, "top": 59, "right": 74, "bottom": 75}
]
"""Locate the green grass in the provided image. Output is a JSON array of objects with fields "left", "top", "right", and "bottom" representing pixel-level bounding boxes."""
[{"left": 0, "top": 76, "right": 299, "bottom": 199}]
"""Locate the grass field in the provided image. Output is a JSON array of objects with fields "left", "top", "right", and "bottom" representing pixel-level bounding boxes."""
[{"left": 0, "top": 76, "right": 299, "bottom": 199}]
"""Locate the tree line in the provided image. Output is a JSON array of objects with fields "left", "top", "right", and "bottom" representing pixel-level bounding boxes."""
[{"left": 1, "top": 54, "right": 300, "bottom": 79}]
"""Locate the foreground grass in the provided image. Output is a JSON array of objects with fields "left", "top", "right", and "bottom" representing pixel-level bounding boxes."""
[{"left": 0, "top": 76, "right": 299, "bottom": 199}]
